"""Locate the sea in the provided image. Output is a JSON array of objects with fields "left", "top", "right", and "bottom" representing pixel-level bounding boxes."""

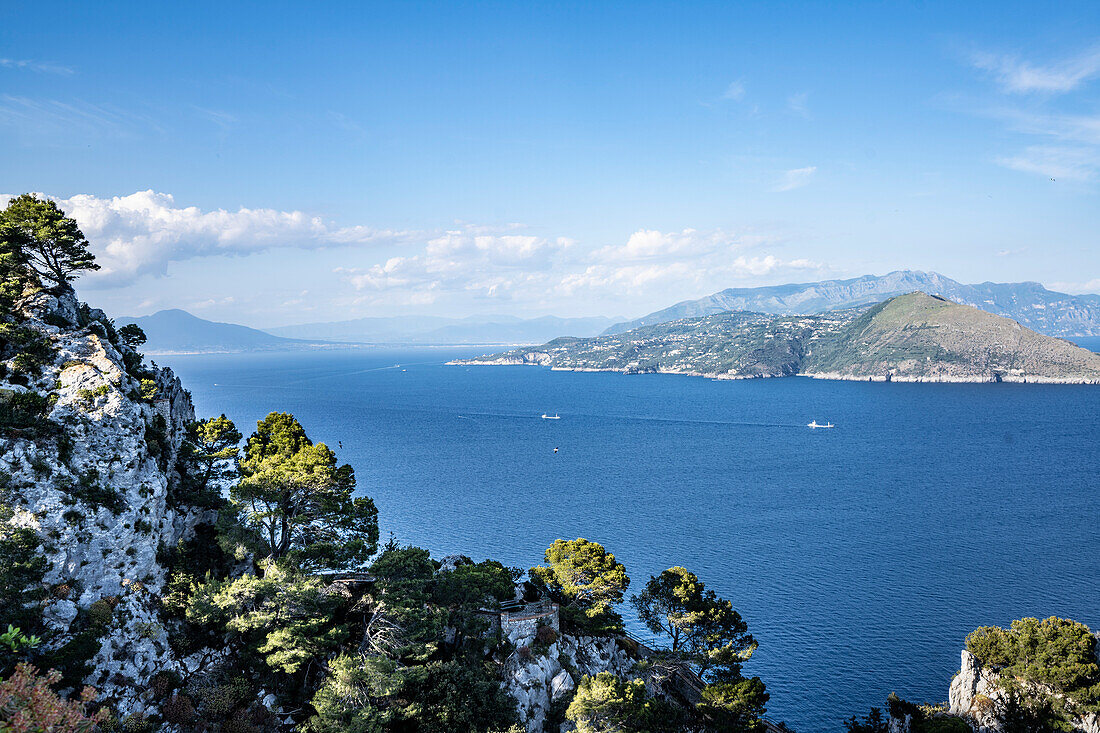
[{"left": 156, "top": 346, "right": 1100, "bottom": 731}]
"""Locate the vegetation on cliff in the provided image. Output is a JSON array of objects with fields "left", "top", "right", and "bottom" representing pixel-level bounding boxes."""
[
  {"left": 0, "top": 196, "right": 775, "bottom": 731},
  {"left": 965, "top": 616, "right": 1100, "bottom": 728}
]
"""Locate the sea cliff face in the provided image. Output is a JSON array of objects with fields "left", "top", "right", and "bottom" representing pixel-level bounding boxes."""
[
  {"left": 948, "top": 649, "right": 1100, "bottom": 733},
  {"left": 1, "top": 288, "right": 209, "bottom": 717},
  {"left": 502, "top": 624, "right": 637, "bottom": 732}
]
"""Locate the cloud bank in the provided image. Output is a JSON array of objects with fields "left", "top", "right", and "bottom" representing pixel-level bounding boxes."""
[
  {"left": 0, "top": 190, "right": 415, "bottom": 286},
  {"left": 1, "top": 190, "right": 827, "bottom": 314}
]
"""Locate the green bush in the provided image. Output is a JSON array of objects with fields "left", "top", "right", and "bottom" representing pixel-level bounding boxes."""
[
  {"left": 88, "top": 598, "right": 115, "bottom": 628},
  {"left": 966, "top": 617, "right": 1100, "bottom": 714},
  {"left": 64, "top": 468, "right": 124, "bottom": 513},
  {"left": 77, "top": 384, "right": 110, "bottom": 405},
  {"left": 0, "top": 390, "right": 52, "bottom": 432},
  {"left": 42, "top": 625, "right": 103, "bottom": 689},
  {"left": 145, "top": 415, "right": 171, "bottom": 471}
]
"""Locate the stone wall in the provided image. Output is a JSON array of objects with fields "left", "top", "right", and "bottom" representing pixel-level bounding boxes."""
[{"left": 500, "top": 602, "right": 559, "bottom": 638}]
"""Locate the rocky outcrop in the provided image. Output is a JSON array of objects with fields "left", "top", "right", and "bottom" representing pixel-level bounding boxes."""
[
  {"left": 948, "top": 650, "right": 1002, "bottom": 731},
  {"left": 501, "top": 622, "right": 637, "bottom": 733},
  {"left": 948, "top": 650, "right": 1100, "bottom": 733},
  {"left": 1, "top": 288, "right": 207, "bottom": 717}
]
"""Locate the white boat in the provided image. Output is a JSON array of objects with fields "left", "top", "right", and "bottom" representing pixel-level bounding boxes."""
[
  {"left": 807, "top": 420, "right": 834, "bottom": 429},
  {"left": 541, "top": 413, "right": 561, "bottom": 420}
]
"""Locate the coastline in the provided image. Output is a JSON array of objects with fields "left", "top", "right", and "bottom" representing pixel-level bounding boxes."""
[{"left": 447, "top": 359, "right": 1100, "bottom": 385}]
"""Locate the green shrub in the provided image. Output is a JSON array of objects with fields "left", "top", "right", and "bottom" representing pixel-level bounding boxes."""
[
  {"left": 88, "top": 598, "right": 115, "bottom": 628},
  {"left": 42, "top": 627, "right": 103, "bottom": 689},
  {"left": 161, "top": 693, "right": 196, "bottom": 725},
  {"left": 139, "top": 379, "right": 158, "bottom": 401},
  {"left": 121, "top": 350, "right": 144, "bottom": 378},
  {"left": 64, "top": 468, "right": 124, "bottom": 513},
  {"left": 0, "top": 390, "right": 52, "bottom": 432},
  {"left": 77, "top": 384, "right": 110, "bottom": 405},
  {"left": 193, "top": 675, "right": 252, "bottom": 716},
  {"left": 966, "top": 617, "right": 1100, "bottom": 714},
  {"left": 145, "top": 415, "right": 171, "bottom": 471}
]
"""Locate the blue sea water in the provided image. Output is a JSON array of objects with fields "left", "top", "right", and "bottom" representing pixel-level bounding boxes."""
[{"left": 158, "top": 348, "right": 1100, "bottom": 731}]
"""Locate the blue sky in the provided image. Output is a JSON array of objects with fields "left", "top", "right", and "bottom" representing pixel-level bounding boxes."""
[{"left": 2, "top": 1, "right": 1099, "bottom": 326}]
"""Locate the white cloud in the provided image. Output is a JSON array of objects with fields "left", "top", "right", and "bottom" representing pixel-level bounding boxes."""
[
  {"left": 723, "top": 80, "right": 746, "bottom": 101},
  {"left": 787, "top": 92, "right": 809, "bottom": 117},
  {"left": 556, "top": 255, "right": 823, "bottom": 298},
  {"left": 973, "top": 46, "right": 1100, "bottom": 94},
  {"left": 1049, "top": 278, "right": 1100, "bottom": 295},
  {"left": 335, "top": 231, "right": 574, "bottom": 304},
  {"left": 996, "top": 145, "right": 1099, "bottom": 181},
  {"left": 0, "top": 190, "right": 416, "bottom": 287},
  {"left": 0, "top": 58, "right": 74, "bottom": 75},
  {"left": 191, "top": 296, "right": 235, "bottom": 310},
  {"left": 967, "top": 46, "right": 1100, "bottom": 181},
  {"left": 337, "top": 225, "right": 825, "bottom": 310},
  {"left": 2, "top": 188, "right": 829, "bottom": 316},
  {"left": 773, "top": 166, "right": 817, "bottom": 192}
]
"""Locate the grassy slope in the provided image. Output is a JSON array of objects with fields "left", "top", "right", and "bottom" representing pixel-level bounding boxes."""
[{"left": 803, "top": 293, "right": 1100, "bottom": 381}]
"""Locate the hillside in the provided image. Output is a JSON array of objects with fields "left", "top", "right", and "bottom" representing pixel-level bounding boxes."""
[
  {"left": 802, "top": 293, "right": 1100, "bottom": 382},
  {"left": 267, "top": 313, "right": 619, "bottom": 344},
  {"left": 461, "top": 293, "right": 1100, "bottom": 383},
  {"left": 604, "top": 271, "right": 1100, "bottom": 338},
  {"left": 118, "top": 309, "right": 312, "bottom": 353}
]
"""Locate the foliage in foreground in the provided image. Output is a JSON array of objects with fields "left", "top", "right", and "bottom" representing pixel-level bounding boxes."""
[
  {"left": 0, "top": 663, "right": 105, "bottom": 732},
  {"left": 305, "top": 653, "right": 519, "bottom": 733},
  {"left": 530, "top": 538, "right": 630, "bottom": 634},
  {"left": 631, "top": 566, "right": 758, "bottom": 682},
  {"left": 566, "top": 671, "right": 690, "bottom": 733},
  {"left": 233, "top": 412, "right": 379, "bottom": 572}
]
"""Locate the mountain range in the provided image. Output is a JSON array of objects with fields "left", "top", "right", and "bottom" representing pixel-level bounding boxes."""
[
  {"left": 118, "top": 310, "right": 621, "bottom": 353},
  {"left": 118, "top": 309, "right": 309, "bottom": 354},
  {"left": 120, "top": 272, "right": 1100, "bottom": 354},
  {"left": 603, "top": 270, "right": 1100, "bottom": 337},
  {"left": 462, "top": 292, "right": 1100, "bottom": 384},
  {"left": 266, "top": 314, "right": 619, "bottom": 344}
]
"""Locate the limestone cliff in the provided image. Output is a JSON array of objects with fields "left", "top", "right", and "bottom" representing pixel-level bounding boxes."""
[
  {"left": 1, "top": 287, "right": 209, "bottom": 718},
  {"left": 501, "top": 621, "right": 637, "bottom": 733},
  {"left": 948, "top": 650, "right": 1100, "bottom": 733}
]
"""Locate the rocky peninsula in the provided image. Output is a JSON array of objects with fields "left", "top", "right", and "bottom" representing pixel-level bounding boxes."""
[{"left": 455, "top": 293, "right": 1100, "bottom": 384}]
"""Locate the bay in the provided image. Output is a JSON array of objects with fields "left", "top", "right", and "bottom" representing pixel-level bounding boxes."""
[{"left": 158, "top": 347, "right": 1100, "bottom": 731}]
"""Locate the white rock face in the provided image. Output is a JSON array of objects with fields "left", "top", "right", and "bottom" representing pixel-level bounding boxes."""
[
  {"left": 948, "top": 649, "right": 1002, "bottom": 730},
  {"left": 1, "top": 289, "right": 204, "bottom": 716},
  {"left": 502, "top": 628, "right": 638, "bottom": 733},
  {"left": 947, "top": 649, "right": 1100, "bottom": 733}
]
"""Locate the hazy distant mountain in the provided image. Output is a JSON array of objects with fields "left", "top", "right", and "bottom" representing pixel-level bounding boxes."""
[
  {"left": 118, "top": 310, "right": 308, "bottom": 354},
  {"left": 267, "top": 314, "right": 619, "bottom": 344},
  {"left": 603, "top": 271, "right": 1100, "bottom": 337},
  {"left": 465, "top": 293, "right": 1100, "bottom": 384}
]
